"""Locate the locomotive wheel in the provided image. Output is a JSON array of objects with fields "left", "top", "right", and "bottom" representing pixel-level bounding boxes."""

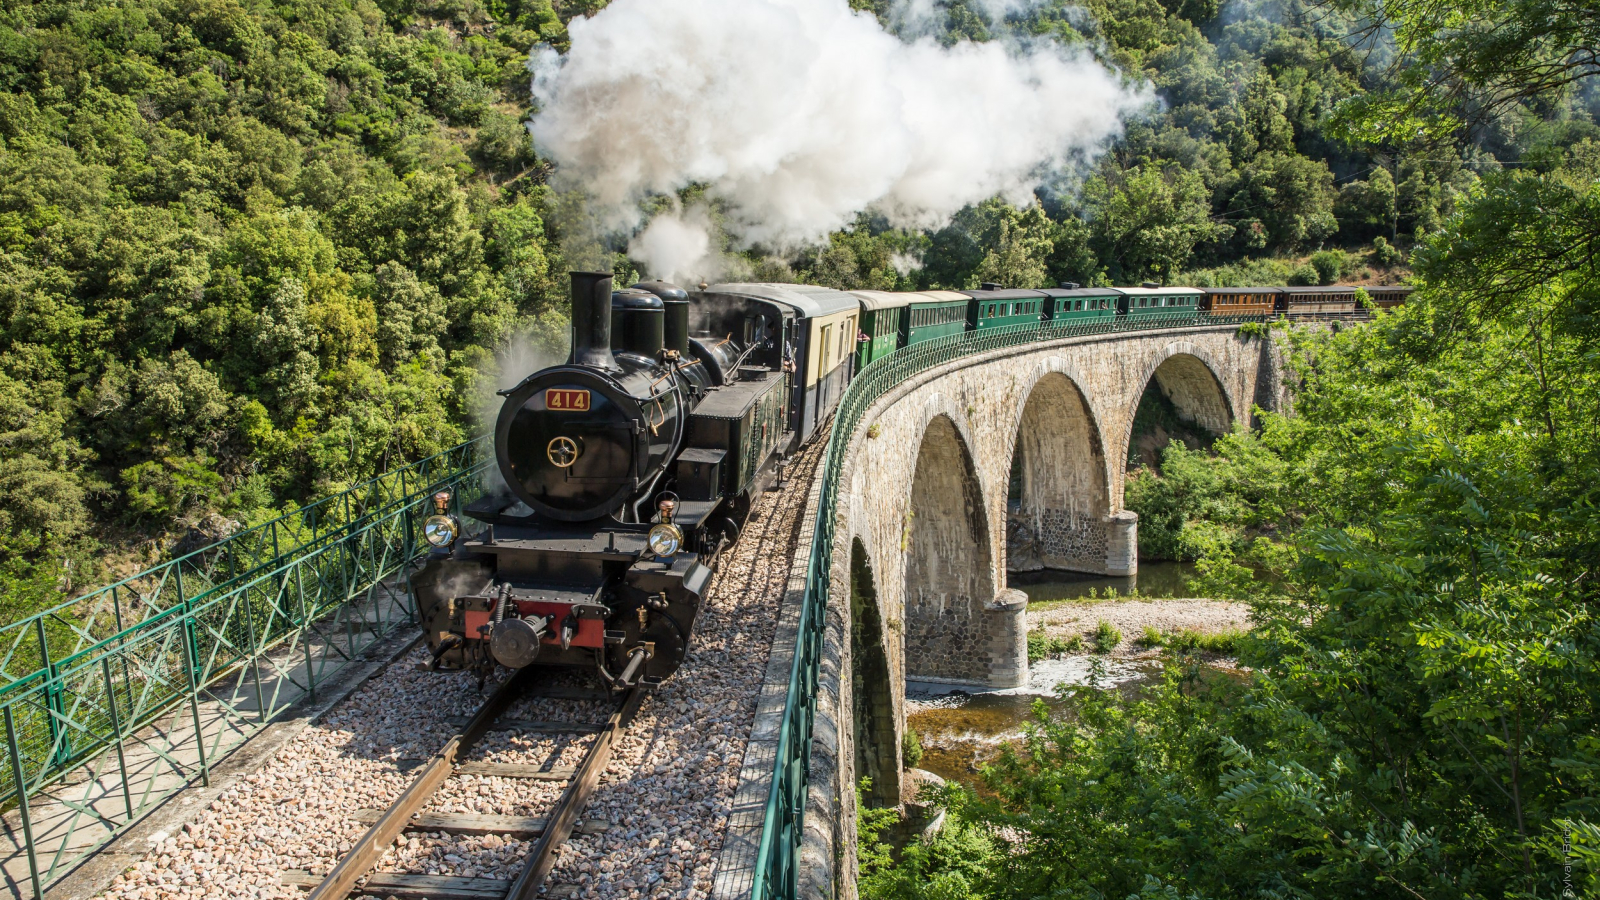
[{"left": 699, "top": 516, "right": 739, "bottom": 566}]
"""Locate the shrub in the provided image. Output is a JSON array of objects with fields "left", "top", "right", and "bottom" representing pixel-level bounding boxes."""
[
  {"left": 1028, "top": 629, "right": 1084, "bottom": 661},
  {"left": 1309, "top": 249, "right": 1346, "bottom": 284},
  {"left": 1371, "top": 236, "right": 1405, "bottom": 267},
  {"left": 120, "top": 455, "right": 224, "bottom": 522},
  {"left": 1162, "top": 628, "right": 1243, "bottom": 653},
  {"left": 1287, "top": 262, "right": 1321, "bottom": 285},
  {"left": 1135, "top": 625, "right": 1164, "bottom": 648},
  {"left": 1090, "top": 619, "right": 1122, "bottom": 653},
  {"left": 902, "top": 727, "right": 924, "bottom": 768}
]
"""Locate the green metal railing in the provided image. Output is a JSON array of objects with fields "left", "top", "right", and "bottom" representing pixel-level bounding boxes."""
[
  {"left": 746, "top": 311, "right": 1313, "bottom": 900},
  {"left": 0, "top": 436, "right": 490, "bottom": 898}
]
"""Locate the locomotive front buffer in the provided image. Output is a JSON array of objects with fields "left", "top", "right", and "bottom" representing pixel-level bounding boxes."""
[{"left": 413, "top": 491, "right": 712, "bottom": 691}]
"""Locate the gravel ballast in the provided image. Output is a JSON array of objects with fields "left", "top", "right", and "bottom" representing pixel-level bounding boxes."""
[{"left": 95, "top": 440, "right": 824, "bottom": 900}]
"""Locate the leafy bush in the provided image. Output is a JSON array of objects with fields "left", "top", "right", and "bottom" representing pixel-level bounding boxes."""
[
  {"left": 1123, "top": 431, "right": 1291, "bottom": 562},
  {"left": 1135, "top": 625, "right": 1164, "bottom": 648},
  {"left": 1371, "top": 235, "right": 1406, "bottom": 267},
  {"left": 1089, "top": 619, "right": 1121, "bottom": 654},
  {"left": 859, "top": 778, "right": 996, "bottom": 900},
  {"left": 1287, "top": 262, "right": 1321, "bottom": 285},
  {"left": 1309, "top": 249, "right": 1347, "bottom": 283},
  {"left": 901, "top": 727, "right": 924, "bottom": 769},
  {"left": 1161, "top": 628, "right": 1242, "bottom": 654},
  {"left": 1027, "top": 630, "right": 1084, "bottom": 661}
]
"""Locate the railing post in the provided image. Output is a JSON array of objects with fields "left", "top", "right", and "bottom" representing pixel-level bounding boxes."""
[
  {"left": 5, "top": 704, "right": 43, "bottom": 900},
  {"left": 401, "top": 503, "right": 418, "bottom": 625},
  {"left": 179, "top": 601, "right": 211, "bottom": 788},
  {"left": 243, "top": 581, "right": 268, "bottom": 724},
  {"left": 296, "top": 563, "right": 316, "bottom": 702},
  {"left": 34, "top": 618, "right": 68, "bottom": 769},
  {"left": 100, "top": 657, "right": 135, "bottom": 820}
]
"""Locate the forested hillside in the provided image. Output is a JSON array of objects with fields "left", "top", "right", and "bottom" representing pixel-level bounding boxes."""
[
  {"left": 805, "top": 0, "right": 1590, "bottom": 292},
  {"left": 4, "top": 0, "right": 1596, "bottom": 607},
  {"left": 0, "top": 0, "right": 580, "bottom": 600}
]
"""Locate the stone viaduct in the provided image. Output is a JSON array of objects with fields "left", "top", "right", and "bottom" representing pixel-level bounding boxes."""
[{"left": 801, "top": 323, "right": 1289, "bottom": 897}]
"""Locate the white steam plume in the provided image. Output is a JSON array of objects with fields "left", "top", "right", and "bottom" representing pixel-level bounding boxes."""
[
  {"left": 628, "top": 206, "right": 719, "bottom": 284},
  {"left": 529, "top": 0, "right": 1150, "bottom": 280}
]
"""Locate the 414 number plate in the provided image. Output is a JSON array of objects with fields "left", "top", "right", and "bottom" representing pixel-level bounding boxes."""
[{"left": 545, "top": 388, "right": 591, "bottom": 411}]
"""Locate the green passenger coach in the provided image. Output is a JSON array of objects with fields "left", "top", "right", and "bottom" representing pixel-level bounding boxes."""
[
  {"left": 1040, "top": 283, "right": 1121, "bottom": 324},
  {"left": 961, "top": 284, "right": 1048, "bottom": 331},
  {"left": 1118, "top": 284, "right": 1203, "bottom": 321},
  {"left": 901, "top": 291, "right": 972, "bottom": 346},
  {"left": 849, "top": 290, "right": 911, "bottom": 370}
]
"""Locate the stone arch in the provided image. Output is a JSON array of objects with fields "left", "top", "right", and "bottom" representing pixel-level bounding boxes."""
[
  {"left": 1128, "top": 345, "right": 1236, "bottom": 455},
  {"left": 902, "top": 412, "right": 1020, "bottom": 686},
  {"left": 850, "top": 538, "right": 899, "bottom": 807},
  {"left": 1006, "top": 365, "right": 1113, "bottom": 574}
]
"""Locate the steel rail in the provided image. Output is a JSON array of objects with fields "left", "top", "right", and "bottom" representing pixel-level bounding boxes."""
[
  {"left": 306, "top": 665, "right": 539, "bottom": 900},
  {"left": 304, "top": 672, "right": 643, "bottom": 900},
  {"left": 505, "top": 686, "right": 647, "bottom": 899}
]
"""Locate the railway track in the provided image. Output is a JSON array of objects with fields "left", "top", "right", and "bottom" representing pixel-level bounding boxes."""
[
  {"left": 97, "top": 435, "right": 826, "bottom": 900},
  {"left": 283, "top": 672, "right": 646, "bottom": 900}
]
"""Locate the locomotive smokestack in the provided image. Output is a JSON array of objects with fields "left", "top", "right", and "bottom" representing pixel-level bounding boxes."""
[{"left": 569, "top": 271, "right": 618, "bottom": 370}]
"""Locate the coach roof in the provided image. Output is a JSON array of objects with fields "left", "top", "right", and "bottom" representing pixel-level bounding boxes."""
[{"left": 705, "top": 282, "right": 861, "bottom": 318}]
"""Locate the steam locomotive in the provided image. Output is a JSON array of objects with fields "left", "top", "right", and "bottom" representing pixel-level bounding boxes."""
[{"left": 414, "top": 272, "right": 860, "bottom": 688}]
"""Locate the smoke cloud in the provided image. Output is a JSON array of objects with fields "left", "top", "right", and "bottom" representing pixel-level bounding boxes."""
[
  {"left": 529, "top": 0, "right": 1149, "bottom": 281},
  {"left": 476, "top": 327, "right": 569, "bottom": 496},
  {"left": 628, "top": 206, "right": 719, "bottom": 285}
]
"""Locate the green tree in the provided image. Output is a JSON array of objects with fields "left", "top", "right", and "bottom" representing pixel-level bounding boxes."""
[
  {"left": 0, "top": 0, "right": 577, "bottom": 582},
  {"left": 1330, "top": 0, "right": 1600, "bottom": 144},
  {"left": 1224, "top": 150, "right": 1337, "bottom": 251},
  {"left": 1085, "top": 163, "right": 1229, "bottom": 281},
  {"left": 973, "top": 201, "right": 1056, "bottom": 289}
]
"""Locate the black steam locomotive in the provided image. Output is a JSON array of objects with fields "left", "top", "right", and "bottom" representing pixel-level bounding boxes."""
[{"left": 414, "top": 272, "right": 860, "bottom": 688}]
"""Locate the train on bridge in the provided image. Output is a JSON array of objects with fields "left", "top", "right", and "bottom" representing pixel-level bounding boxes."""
[{"left": 414, "top": 275, "right": 1409, "bottom": 688}]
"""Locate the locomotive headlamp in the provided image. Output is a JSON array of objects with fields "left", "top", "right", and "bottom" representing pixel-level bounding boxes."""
[
  {"left": 423, "top": 515, "right": 458, "bottom": 548},
  {"left": 647, "top": 523, "right": 684, "bottom": 559},
  {"left": 424, "top": 490, "right": 458, "bottom": 547}
]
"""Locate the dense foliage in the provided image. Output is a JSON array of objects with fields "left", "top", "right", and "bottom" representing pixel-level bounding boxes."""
[
  {"left": 861, "top": 0, "right": 1600, "bottom": 893},
  {"left": 801, "top": 0, "right": 1563, "bottom": 293},
  {"left": 0, "top": 0, "right": 584, "bottom": 593},
  {"left": 1, "top": 0, "right": 1516, "bottom": 606}
]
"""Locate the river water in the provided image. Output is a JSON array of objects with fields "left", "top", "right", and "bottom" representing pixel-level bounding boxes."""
[
  {"left": 1008, "top": 559, "right": 1195, "bottom": 602},
  {"left": 906, "top": 563, "right": 1196, "bottom": 788}
]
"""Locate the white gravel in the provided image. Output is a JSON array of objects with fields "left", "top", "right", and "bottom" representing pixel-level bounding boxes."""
[
  {"left": 1030, "top": 597, "right": 1251, "bottom": 655},
  {"left": 96, "top": 440, "right": 824, "bottom": 900}
]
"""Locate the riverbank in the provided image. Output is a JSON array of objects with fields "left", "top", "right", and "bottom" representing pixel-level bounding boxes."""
[
  {"left": 907, "top": 595, "right": 1251, "bottom": 787},
  {"left": 1028, "top": 595, "right": 1251, "bottom": 655}
]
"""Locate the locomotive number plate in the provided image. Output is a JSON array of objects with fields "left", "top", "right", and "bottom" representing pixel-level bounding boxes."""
[{"left": 545, "top": 389, "right": 591, "bottom": 411}]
